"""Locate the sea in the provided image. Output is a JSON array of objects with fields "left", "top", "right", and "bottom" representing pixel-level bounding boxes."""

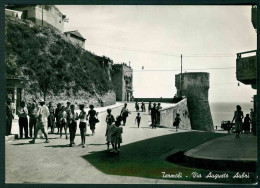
[{"left": 210, "top": 102, "right": 253, "bottom": 127}]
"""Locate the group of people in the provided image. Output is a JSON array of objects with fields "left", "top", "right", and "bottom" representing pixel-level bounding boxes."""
[{"left": 231, "top": 105, "right": 256, "bottom": 138}]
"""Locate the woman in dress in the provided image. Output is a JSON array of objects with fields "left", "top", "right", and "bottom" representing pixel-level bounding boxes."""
[
  {"left": 231, "top": 105, "right": 244, "bottom": 138},
  {"left": 88, "top": 105, "right": 98, "bottom": 136}
]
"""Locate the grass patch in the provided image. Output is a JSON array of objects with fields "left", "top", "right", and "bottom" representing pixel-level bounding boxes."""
[{"left": 83, "top": 131, "right": 256, "bottom": 184}]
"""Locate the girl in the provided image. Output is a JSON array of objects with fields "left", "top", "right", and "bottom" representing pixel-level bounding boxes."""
[
  {"left": 78, "top": 104, "right": 87, "bottom": 148},
  {"left": 88, "top": 105, "right": 98, "bottom": 136},
  {"left": 111, "top": 116, "right": 123, "bottom": 153},
  {"left": 59, "top": 106, "right": 67, "bottom": 138},
  {"left": 173, "top": 113, "right": 181, "bottom": 132}
]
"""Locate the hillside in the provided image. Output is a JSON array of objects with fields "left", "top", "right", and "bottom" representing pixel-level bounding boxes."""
[{"left": 5, "top": 16, "right": 116, "bottom": 106}]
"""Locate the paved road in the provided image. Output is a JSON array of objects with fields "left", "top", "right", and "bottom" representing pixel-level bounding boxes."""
[{"left": 6, "top": 103, "right": 193, "bottom": 184}]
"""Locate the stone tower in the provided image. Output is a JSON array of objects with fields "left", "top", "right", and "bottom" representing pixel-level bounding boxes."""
[
  {"left": 111, "top": 63, "right": 133, "bottom": 102},
  {"left": 175, "top": 72, "right": 214, "bottom": 132}
]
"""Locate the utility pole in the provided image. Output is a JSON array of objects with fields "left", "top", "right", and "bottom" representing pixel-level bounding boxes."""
[{"left": 180, "top": 54, "right": 182, "bottom": 97}]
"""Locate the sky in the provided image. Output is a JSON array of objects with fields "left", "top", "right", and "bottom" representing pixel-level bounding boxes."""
[{"left": 57, "top": 5, "right": 257, "bottom": 103}]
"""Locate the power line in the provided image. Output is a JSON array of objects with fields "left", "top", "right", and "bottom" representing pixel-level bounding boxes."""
[
  {"left": 86, "top": 42, "right": 236, "bottom": 57},
  {"left": 132, "top": 67, "right": 235, "bottom": 72}
]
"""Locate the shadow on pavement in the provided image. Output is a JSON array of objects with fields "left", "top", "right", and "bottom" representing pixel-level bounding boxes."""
[{"left": 44, "top": 144, "right": 69, "bottom": 148}]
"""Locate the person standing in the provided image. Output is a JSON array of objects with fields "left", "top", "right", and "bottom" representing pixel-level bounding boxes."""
[
  {"left": 17, "top": 101, "right": 29, "bottom": 139},
  {"left": 148, "top": 102, "right": 152, "bottom": 115},
  {"left": 111, "top": 116, "right": 123, "bottom": 153},
  {"left": 59, "top": 106, "right": 67, "bottom": 138},
  {"left": 231, "top": 105, "right": 244, "bottom": 138},
  {"left": 55, "top": 103, "right": 62, "bottom": 133},
  {"left": 6, "top": 98, "right": 14, "bottom": 136},
  {"left": 105, "top": 115, "right": 114, "bottom": 150},
  {"left": 88, "top": 105, "right": 98, "bottom": 136},
  {"left": 141, "top": 102, "right": 146, "bottom": 112},
  {"left": 150, "top": 103, "right": 157, "bottom": 129},
  {"left": 65, "top": 102, "right": 71, "bottom": 139},
  {"left": 48, "top": 102, "right": 55, "bottom": 134},
  {"left": 244, "top": 114, "right": 251, "bottom": 134},
  {"left": 78, "top": 104, "right": 87, "bottom": 148},
  {"left": 68, "top": 105, "right": 78, "bottom": 147},
  {"left": 250, "top": 108, "right": 256, "bottom": 136},
  {"left": 120, "top": 103, "right": 130, "bottom": 126},
  {"left": 135, "top": 101, "right": 139, "bottom": 112},
  {"left": 29, "top": 99, "right": 50, "bottom": 143},
  {"left": 156, "top": 103, "right": 162, "bottom": 126},
  {"left": 28, "top": 102, "right": 37, "bottom": 138},
  {"left": 173, "top": 113, "right": 181, "bottom": 132}
]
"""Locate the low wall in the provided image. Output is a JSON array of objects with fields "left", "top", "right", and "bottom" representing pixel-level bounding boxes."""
[
  {"left": 135, "top": 98, "right": 182, "bottom": 103},
  {"left": 159, "top": 98, "right": 191, "bottom": 129}
]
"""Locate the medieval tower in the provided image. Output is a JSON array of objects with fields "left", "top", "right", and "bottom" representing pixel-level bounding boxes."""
[
  {"left": 175, "top": 72, "right": 214, "bottom": 132},
  {"left": 111, "top": 63, "right": 133, "bottom": 102}
]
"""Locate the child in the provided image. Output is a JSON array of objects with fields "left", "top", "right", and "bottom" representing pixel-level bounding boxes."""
[
  {"left": 135, "top": 101, "right": 139, "bottom": 112},
  {"left": 78, "top": 104, "right": 87, "bottom": 148},
  {"left": 173, "top": 113, "right": 181, "bottom": 132},
  {"left": 111, "top": 116, "right": 123, "bottom": 153},
  {"left": 141, "top": 102, "right": 146, "bottom": 112},
  {"left": 105, "top": 109, "right": 115, "bottom": 149},
  {"left": 135, "top": 113, "right": 141, "bottom": 128}
]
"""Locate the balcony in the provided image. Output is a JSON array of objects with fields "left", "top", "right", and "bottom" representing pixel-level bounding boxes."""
[
  {"left": 251, "top": 5, "right": 257, "bottom": 30},
  {"left": 236, "top": 50, "right": 257, "bottom": 89}
]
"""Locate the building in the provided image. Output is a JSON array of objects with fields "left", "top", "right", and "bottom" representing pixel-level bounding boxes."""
[
  {"left": 6, "top": 76, "right": 26, "bottom": 115},
  {"left": 175, "top": 72, "right": 214, "bottom": 132},
  {"left": 5, "top": 5, "right": 66, "bottom": 32},
  {"left": 236, "top": 5, "right": 257, "bottom": 111},
  {"left": 111, "top": 63, "right": 133, "bottom": 102},
  {"left": 64, "top": 30, "right": 86, "bottom": 48},
  {"left": 5, "top": 8, "right": 23, "bottom": 19}
]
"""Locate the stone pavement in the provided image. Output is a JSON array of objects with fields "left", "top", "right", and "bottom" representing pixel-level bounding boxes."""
[{"left": 6, "top": 102, "right": 196, "bottom": 184}]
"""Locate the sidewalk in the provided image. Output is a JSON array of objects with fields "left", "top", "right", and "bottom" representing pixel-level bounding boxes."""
[{"left": 184, "top": 134, "right": 257, "bottom": 171}]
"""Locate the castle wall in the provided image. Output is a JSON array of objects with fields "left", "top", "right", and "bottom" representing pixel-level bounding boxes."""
[
  {"left": 175, "top": 72, "right": 214, "bottom": 132},
  {"left": 111, "top": 64, "right": 133, "bottom": 101},
  {"left": 159, "top": 98, "right": 191, "bottom": 129}
]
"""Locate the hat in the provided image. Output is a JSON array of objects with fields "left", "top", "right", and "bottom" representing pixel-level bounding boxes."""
[{"left": 39, "top": 99, "right": 45, "bottom": 103}]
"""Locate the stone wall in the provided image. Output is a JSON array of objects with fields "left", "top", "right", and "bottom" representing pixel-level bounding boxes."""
[
  {"left": 159, "top": 98, "right": 191, "bottom": 129},
  {"left": 175, "top": 72, "right": 214, "bottom": 132},
  {"left": 23, "top": 89, "right": 116, "bottom": 109}
]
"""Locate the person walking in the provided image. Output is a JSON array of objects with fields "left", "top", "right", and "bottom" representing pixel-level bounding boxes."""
[
  {"left": 135, "top": 112, "right": 141, "bottom": 128},
  {"left": 120, "top": 103, "right": 130, "bottom": 126},
  {"left": 17, "top": 101, "right": 29, "bottom": 139},
  {"left": 231, "top": 105, "right": 244, "bottom": 138},
  {"left": 244, "top": 114, "right": 251, "bottom": 134},
  {"left": 78, "top": 104, "right": 87, "bottom": 148},
  {"left": 105, "top": 108, "right": 115, "bottom": 149},
  {"left": 111, "top": 116, "right": 123, "bottom": 153},
  {"left": 173, "top": 113, "right": 181, "bottom": 132},
  {"left": 29, "top": 99, "right": 50, "bottom": 144},
  {"left": 6, "top": 97, "right": 14, "bottom": 136},
  {"left": 88, "top": 105, "right": 98, "bottom": 136},
  {"left": 48, "top": 102, "right": 55, "bottom": 134},
  {"left": 55, "top": 103, "right": 62, "bottom": 133},
  {"left": 150, "top": 103, "right": 157, "bottom": 129},
  {"left": 28, "top": 102, "right": 37, "bottom": 138},
  {"left": 68, "top": 105, "right": 78, "bottom": 147}
]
